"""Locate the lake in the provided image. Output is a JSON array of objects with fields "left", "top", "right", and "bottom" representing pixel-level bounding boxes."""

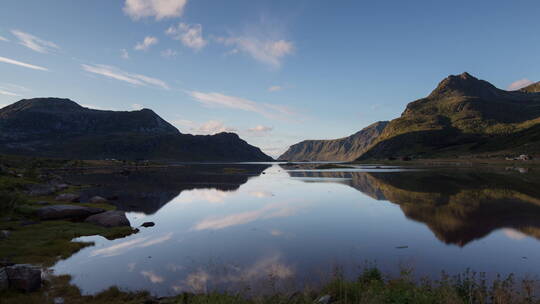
[{"left": 52, "top": 163, "right": 540, "bottom": 296}]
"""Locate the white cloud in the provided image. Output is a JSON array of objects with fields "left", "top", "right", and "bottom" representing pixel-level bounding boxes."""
[
  {"left": 11, "top": 30, "right": 59, "bottom": 53},
  {"left": 161, "top": 48, "right": 178, "bottom": 58},
  {"left": 123, "top": 0, "right": 188, "bottom": 20},
  {"left": 187, "top": 91, "right": 294, "bottom": 120},
  {"left": 0, "top": 36, "right": 8, "bottom": 42},
  {"left": 174, "top": 119, "right": 237, "bottom": 135},
  {"left": 247, "top": 125, "right": 273, "bottom": 136},
  {"left": 135, "top": 36, "right": 158, "bottom": 51},
  {"left": 131, "top": 103, "right": 145, "bottom": 110},
  {"left": 508, "top": 78, "right": 535, "bottom": 91},
  {"left": 81, "top": 64, "right": 169, "bottom": 89},
  {"left": 218, "top": 36, "right": 294, "bottom": 68},
  {"left": 0, "top": 56, "right": 48, "bottom": 71},
  {"left": 268, "top": 85, "right": 283, "bottom": 92},
  {"left": 0, "top": 89, "right": 20, "bottom": 97},
  {"left": 141, "top": 271, "right": 165, "bottom": 284},
  {"left": 121, "top": 49, "right": 130, "bottom": 59},
  {"left": 166, "top": 23, "right": 207, "bottom": 51}
]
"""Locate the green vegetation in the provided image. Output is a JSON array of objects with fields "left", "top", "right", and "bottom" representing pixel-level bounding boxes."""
[
  {"left": 3, "top": 266, "right": 540, "bottom": 304},
  {"left": 0, "top": 155, "right": 133, "bottom": 267}
]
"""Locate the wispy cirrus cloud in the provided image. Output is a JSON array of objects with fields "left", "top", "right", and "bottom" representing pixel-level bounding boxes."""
[
  {"left": 174, "top": 119, "right": 237, "bottom": 135},
  {"left": 0, "top": 36, "right": 8, "bottom": 42},
  {"left": 187, "top": 91, "right": 295, "bottom": 120},
  {"left": 268, "top": 85, "right": 284, "bottom": 92},
  {"left": 82, "top": 64, "right": 169, "bottom": 89},
  {"left": 166, "top": 23, "right": 207, "bottom": 51},
  {"left": 217, "top": 36, "right": 294, "bottom": 68},
  {"left": 0, "top": 89, "right": 19, "bottom": 97},
  {"left": 134, "top": 36, "right": 158, "bottom": 51},
  {"left": 11, "top": 30, "right": 59, "bottom": 53},
  {"left": 123, "top": 0, "right": 188, "bottom": 20},
  {"left": 247, "top": 125, "right": 273, "bottom": 136},
  {"left": 508, "top": 78, "right": 535, "bottom": 91},
  {"left": 0, "top": 56, "right": 48, "bottom": 71}
]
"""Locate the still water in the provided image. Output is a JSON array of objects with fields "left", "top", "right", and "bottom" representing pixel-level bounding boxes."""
[{"left": 53, "top": 163, "right": 540, "bottom": 296}]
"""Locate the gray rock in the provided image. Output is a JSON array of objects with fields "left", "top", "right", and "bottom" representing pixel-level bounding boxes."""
[
  {"left": 0, "top": 267, "right": 8, "bottom": 291},
  {"left": 89, "top": 196, "right": 108, "bottom": 204},
  {"left": 315, "top": 295, "right": 331, "bottom": 304},
  {"left": 37, "top": 205, "right": 105, "bottom": 220},
  {"left": 27, "top": 184, "right": 57, "bottom": 196},
  {"left": 55, "top": 193, "right": 80, "bottom": 202},
  {"left": 0, "top": 230, "right": 10, "bottom": 240},
  {"left": 54, "top": 297, "right": 65, "bottom": 304},
  {"left": 141, "top": 222, "right": 155, "bottom": 228},
  {"left": 55, "top": 184, "right": 69, "bottom": 191},
  {"left": 85, "top": 211, "right": 130, "bottom": 228},
  {"left": 6, "top": 264, "right": 41, "bottom": 292}
]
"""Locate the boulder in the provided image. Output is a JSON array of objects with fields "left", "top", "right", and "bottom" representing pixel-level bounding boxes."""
[
  {"left": 315, "top": 295, "right": 332, "bottom": 304},
  {"left": 0, "top": 267, "right": 7, "bottom": 291},
  {"left": 27, "top": 184, "right": 57, "bottom": 196},
  {"left": 141, "top": 222, "right": 155, "bottom": 228},
  {"left": 6, "top": 264, "right": 41, "bottom": 292},
  {"left": 37, "top": 205, "right": 105, "bottom": 220},
  {"left": 55, "top": 193, "right": 80, "bottom": 202},
  {"left": 0, "top": 230, "right": 10, "bottom": 240},
  {"left": 85, "top": 211, "right": 130, "bottom": 228},
  {"left": 55, "top": 184, "right": 69, "bottom": 191},
  {"left": 89, "top": 196, "right": 108, "bottom": 204}
]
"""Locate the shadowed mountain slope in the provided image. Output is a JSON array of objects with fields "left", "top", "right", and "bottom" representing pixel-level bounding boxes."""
[
  {"left": 0, "top": 98, "right": 273, "bottom": 161},
  {"left": 278, "top": 121, "right": 388, "bottom": 161}
]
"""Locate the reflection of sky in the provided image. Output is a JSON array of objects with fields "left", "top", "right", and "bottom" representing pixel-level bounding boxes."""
[{"left": 53, "top": 165, "right": 540, "bottom": 296}]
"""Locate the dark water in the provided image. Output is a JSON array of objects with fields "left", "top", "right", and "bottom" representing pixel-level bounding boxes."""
[{"left": 52, "top": 163, "right": 540, "bottom": 296}]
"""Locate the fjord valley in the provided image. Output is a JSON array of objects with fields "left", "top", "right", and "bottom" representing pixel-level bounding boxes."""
[
  {"left": 280, "top": 73, "right": 540, "bottom": 162},
  {"left": 3, "top": 0, "right": 540, "bottom": 303}
]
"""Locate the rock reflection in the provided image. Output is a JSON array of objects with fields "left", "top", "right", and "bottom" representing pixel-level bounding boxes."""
[{"left": 287, "top": 168, "right": 540, "bottom": 246}]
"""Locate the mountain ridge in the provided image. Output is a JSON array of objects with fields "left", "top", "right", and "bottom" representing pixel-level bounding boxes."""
[
  {"left": 357, "top": 72, "right": 540, "bottom": 160},
  {"left": 0, "top": 97, "right": 273, "bottom": 161},
  {"left": 278, "top": 121, "right": 388, "bottom": 161}
]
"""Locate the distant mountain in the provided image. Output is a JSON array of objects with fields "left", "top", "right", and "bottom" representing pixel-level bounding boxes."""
[
  {"left": 521, "top": 81, "right": 540, "bottom": 93},
  {"left": 278, "top": 121, "right": 388, "bottom": 161},
  {"left": 358, "top": 72, "right": 540, "bottom": 160},
  {"left": 0, "top": 98, "right": 273, "bottom": 161}
]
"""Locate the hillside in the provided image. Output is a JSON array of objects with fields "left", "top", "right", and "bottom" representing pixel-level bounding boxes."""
[
  {"left": 358, "top": 72, "right": 540, "bottom": 160},
  {"left": 0, "top": 98, "right": 273, "bottom": 161},
  {"left": 278, "top": 121, "right": 388, "bottom": 161}
]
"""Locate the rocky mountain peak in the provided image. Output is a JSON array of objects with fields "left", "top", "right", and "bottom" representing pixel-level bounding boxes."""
[{"left": 428, "top": 72, "right": 500, "bottom": 99}]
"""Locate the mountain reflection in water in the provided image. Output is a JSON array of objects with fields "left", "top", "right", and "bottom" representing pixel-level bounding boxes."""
[
  {"left": 53, "top": 164, "right": 540, "bottom": 296},
  {"left": 287, "top": 168, "right": 540, "bottom": 246}
]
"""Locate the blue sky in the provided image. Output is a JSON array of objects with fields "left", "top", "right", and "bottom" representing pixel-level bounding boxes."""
[{"left": 0, "top": 0, "right": 539, "bottom": 157}]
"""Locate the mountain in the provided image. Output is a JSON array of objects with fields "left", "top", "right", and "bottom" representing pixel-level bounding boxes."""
[
  {"left": 278, "top": 121, "right": 388, "bottom": 161},
  {"left": 521, "top": 81, "right": 540, "bottom": 93},
  {"left": 0, "top": 98, "right": 273, "bottom": 161},
  {"left": 358, "top": 72, "right": 540, "bottom": 160}
]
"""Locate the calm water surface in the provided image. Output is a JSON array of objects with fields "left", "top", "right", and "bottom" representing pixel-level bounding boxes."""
[{"left": 52, "top": 164, "right": 540, "bottom": 296}]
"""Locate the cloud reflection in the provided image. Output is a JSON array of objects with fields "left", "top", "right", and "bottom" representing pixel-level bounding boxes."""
[
  {"left": 192, "top": 202, "right": 299, "bottom": 231},
  {"left": 90, "top": 232, "right": 173, "bottom": 257}
]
